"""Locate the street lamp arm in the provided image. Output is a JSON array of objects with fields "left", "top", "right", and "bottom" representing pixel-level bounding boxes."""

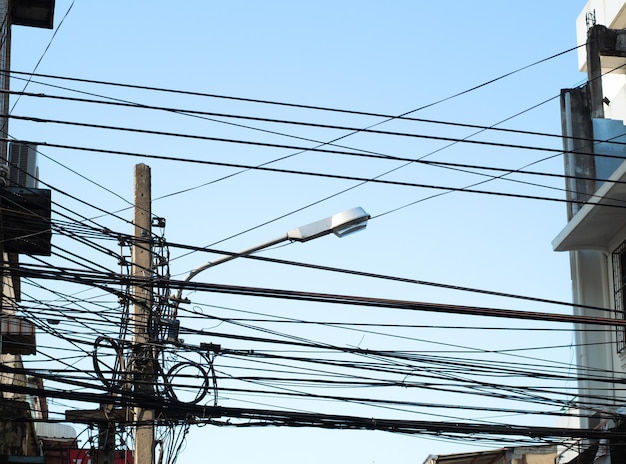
[
  {"left": 170, "top": 207, "right": 369, "bottom": 314},
  {"left": 179, "top": 207, "right": 369, "bottom": 285},
  {"left": 171, "top": 233, "right": 290, "bottom": 305},
  {"left": 183, "top": 233, "right": 290, "bottom": 283}
]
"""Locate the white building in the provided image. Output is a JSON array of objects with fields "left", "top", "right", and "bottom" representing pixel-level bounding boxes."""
[
  {"left": 553, "top": 1, "right": 626, "bottom": 462},
  {"left": 422, "top": 446, "right": 556, "bottom": 464}
]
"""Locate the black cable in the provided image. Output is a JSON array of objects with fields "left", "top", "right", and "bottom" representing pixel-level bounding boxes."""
[
  {"left": 161, "top": 278, "right": 626, "bottom": 327},
  {"left": 6, "top": 87, "right": 624, "bottom": 150},
  {"left": 4, "top": 39, "right": 583, "bottom": 123},
  {"left": 165, "top": 240, "right": 611, "bottom": 313},
  {"left": 8, "top": 139, "right": 625, "bottom": 210},
  {"left": 9, "top": 0, "right": 76, "bottom": 113},
  {"left": 12, "top": 263, "right": 625, "bottom": 328},
  {"left": 12, "top": 106, "right": 626, "bottom": 208},
  {"left": 9, "top": 112, "right": 624, "bottom": 162}
]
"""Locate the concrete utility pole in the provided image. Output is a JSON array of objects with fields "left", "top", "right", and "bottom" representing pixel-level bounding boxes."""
[
  {"left": 0, "top": 0, "right": 10, "bottom": 165},
  {"left": 132, "top": 163, "right": 155, "bottom": 464},
  {"left": 586, "top": 24, "right": 608, "bottom": 120},
  {"left": 559, "top": 86, "right": 595, "bottom": 219},
  {"left": 94, "top": 416, "right": 116, "bottom": 464}
]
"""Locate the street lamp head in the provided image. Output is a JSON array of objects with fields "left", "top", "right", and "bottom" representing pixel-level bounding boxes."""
[{"left": 287, "top": 207, "right": 370, "bottom": 242}]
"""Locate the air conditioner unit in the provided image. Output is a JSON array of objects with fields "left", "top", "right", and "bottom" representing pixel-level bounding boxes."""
[
  {"left": 8, "top": 142, "right": 38, "bottom": 188},
  {"left": 0, "top": 187, "right": 52, "bottom": 256}
]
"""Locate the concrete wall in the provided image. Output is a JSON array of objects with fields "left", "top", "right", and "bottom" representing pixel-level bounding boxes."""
[
  {"left": 0, "top": 400, "right": 38, "bottom": 456},
  {"left": 577, "top": 1, "right": 626, "bottom": 121},
  {"left": 577, "top": 0, "right": 626, "bottom": 70},
  {"left": 561, "top": 1, "right": 626, "bottom": 428}
]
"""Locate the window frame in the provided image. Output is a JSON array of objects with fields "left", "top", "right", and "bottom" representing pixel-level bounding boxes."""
[{"left": 612, "top": 240, "right": 626, "bottom": 352}]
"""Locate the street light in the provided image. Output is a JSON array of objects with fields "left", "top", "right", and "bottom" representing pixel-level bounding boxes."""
[
  {"left": 170, "top": 207, "right": 370, "bottom": 312},
  {"left": 146, "top": 207, "right": 369, "bottom": 464}
]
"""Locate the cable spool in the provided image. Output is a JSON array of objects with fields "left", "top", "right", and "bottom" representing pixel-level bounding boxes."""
[
  {"left": 93, "top": 336, "right": 126, "bottom": 389},
  {"left": 164, "top": 361, "right": 211, "bottom": 405}
]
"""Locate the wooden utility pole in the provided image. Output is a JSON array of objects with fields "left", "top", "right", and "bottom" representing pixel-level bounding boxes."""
[{"left": 132, "top": 163, "right": 155, "bottom": 464}]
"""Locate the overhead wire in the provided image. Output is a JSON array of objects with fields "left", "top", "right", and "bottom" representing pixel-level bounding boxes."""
[
  {"left": 8, "top": 139, "right": 626, "bottom": 211},
  {"left": 2, "top": 43, "right": 589, "bottom": 249},
  {"left": 176, "top": 301, "right": 582, "bottom": 377},
  {"left": 4, "top": 86, "right": 623, "bottom": 150},
  {"left": 5, "top": 39, "right": 583, "bottom": 121},
  {"left": 8, "top": 0, "right": 76, "bottom": 113},
  {"left": 161, "top": 279, "right": 626, "bottom": 328},
  {"left": 4, "top": 218, "right": 596, "bottom": 432},
  {"left": 0, "top": 52, "right": 596, "bottom": 310},
  {"left": 17, "top": 271, "right": 612, "bottom": 342},
  {"left": 0, "top": 326, "right": 592, "bottom": 424},
  {"left": 165, "top": 240, "right": 611, "bottom": 313},
  {"left": 164, "top": 331, "right": 607, "bottom": 416},
  {"left": 7, "top": 74, "right": 624, "bottom": 223},
  {"left": 9, "top": 112, "right": 626, "bottom": 165},
  {"left": 0, "top": 42, "right": 598, "bottom": 256},
  {"left": 11, "top": 90, "right": 626, "bottom": 186},
  {"left": 11, "top": 278, "right": 588, "bottom": 390},
  {"left": 2, "top": 298, "right": 604, "bottom": 438},
  {"left": 3, "top": 42, "right": 604, "bottom": 442}
]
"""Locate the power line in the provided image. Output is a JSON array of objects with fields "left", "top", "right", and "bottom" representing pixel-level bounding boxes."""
[
  {"left": 162, "top": 278, "right": 623, "bottom": 327},
  {"left": 8, "top": 139, "right": 624, "bottom": 210},
  {"left": 9, "top": 0, "right": 76, "bottom": 113},
  {"left": 4, "top": 87, "right": 619, "bottom": 148},
  {"left": 7, "top": 112, "right": 618, "bottom": 161},
  {"left": 4, "top": 38, "right": 582, "bottom": 122},
  {"left": 164, "top": 240, "right": 608, "bottom": 313}
]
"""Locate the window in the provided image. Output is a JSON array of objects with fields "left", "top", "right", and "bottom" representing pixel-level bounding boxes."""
[{"left": 613, "top": 240, "right": 626, "bottom": 352}]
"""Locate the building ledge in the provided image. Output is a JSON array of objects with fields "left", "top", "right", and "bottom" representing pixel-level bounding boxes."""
[
  {"left": 0, "top": 316, "right": 36, "bottom": 355},
  {"left": 553, "top": 160, "right": 626, "bottom": 252}
]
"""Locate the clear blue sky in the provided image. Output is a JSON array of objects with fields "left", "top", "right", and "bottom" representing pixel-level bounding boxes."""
[{"left": 9, "top": 1, "right": 591, "bottom": 463}]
